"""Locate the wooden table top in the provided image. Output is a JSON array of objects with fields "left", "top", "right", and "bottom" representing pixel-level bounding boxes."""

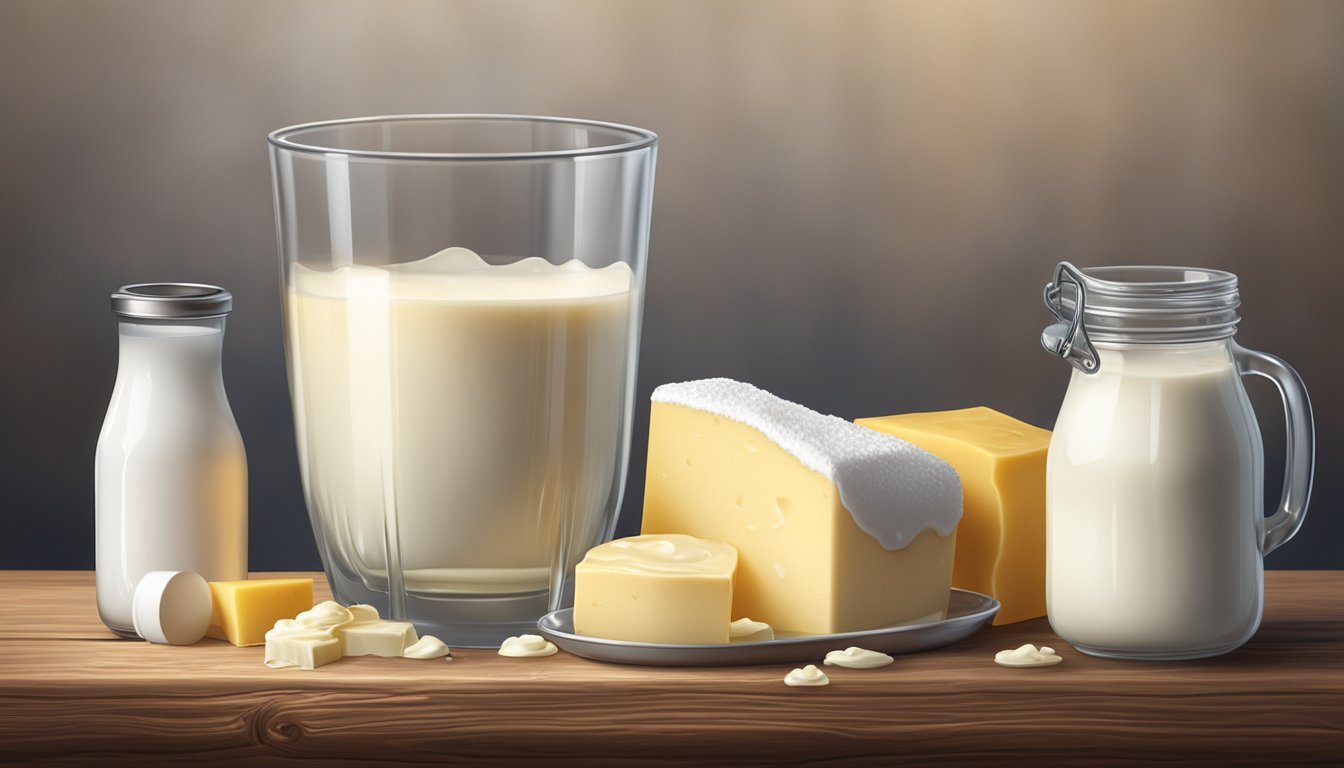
[{"left": 1, "top": 570, "right": 1341, "bottom": 766}]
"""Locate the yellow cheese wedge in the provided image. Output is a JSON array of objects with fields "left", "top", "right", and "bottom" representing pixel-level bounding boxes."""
[
  {"left": 856, "top": 407, "right": 1049, "bottom": 625},
  {"left": 207, "top": 578, "right": 315, "bottom": 647},
  {"left": 641, "top": 379, "right": 962, "bottom": 636},
  {"left": 574, "top": 534, "right": 738, "bottom": 644}
]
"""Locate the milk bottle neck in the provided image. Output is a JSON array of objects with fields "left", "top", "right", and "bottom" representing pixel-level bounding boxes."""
[{"left": 115, "top": 317, "right": 228, "bottom": 388}]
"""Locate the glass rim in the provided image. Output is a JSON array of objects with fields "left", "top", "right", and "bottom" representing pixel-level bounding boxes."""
[
  {"left": 267, "top": 113, "right": 658, "bottom": 161},
  {"left": 1062, "top": 264, "right": 1240, "bottom": 344},
  {"left": 1081, "top": 265, "right": 1238, "bottom": 295}
]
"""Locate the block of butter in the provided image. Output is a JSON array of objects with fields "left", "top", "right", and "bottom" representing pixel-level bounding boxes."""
[
  {"left": 857, "top": 407, "right": 1050, "bottom": 625},
  {"left": 641, "top": 379, "right": 962, "bottom": 636},
  {"left": 337, "top": 620, "right": 419, "bottom": 657},
  {"left": 207, "top": 578, "right": 315, "bottom": 647},
  {"left": 264, "top": 601, "right": 420, "bottom": 669},
  {"left": 264, "top": 624, "right": 343, "bottom": 670},
  {"left": 575, "top": 534, "right": 738, "bottom": 644}
]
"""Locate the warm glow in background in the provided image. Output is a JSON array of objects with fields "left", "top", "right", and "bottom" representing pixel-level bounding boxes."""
[{"left": 2, "top": 0, "right": 1339, "bottom": 568}]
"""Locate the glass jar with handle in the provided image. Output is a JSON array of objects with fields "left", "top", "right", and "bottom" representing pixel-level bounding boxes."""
[{"left": 1041, "top": 262, "right": 1313, "bottom": 660}]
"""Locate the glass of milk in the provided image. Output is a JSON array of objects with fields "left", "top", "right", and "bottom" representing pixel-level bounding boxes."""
[
  {"left": 269, "top": 115, "right": 656, "bottom": 646},
  {"left": 1041, "top": 263, "right": 1313, "bottom": 660}
]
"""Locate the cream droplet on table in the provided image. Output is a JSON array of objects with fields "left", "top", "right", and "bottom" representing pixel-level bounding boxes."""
[
  {"left": 403, "top": 635, "right": 452, "bottom": 660},
  {"left": 994, "top": 643, "right": 1062, "bottom": 667},
  {"left": 499, "top": 634, "right": 558, "bottom": 658},
  {"left": 784, "top": 664, "right": 830, "bottom": 687},
  {"left": 824, "top": 646, "right": 894, "bottom": 669}
]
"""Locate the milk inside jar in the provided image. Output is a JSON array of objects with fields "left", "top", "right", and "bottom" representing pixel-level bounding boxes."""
[{"left": 1042, "top": 263, "right": 1313, "bottom": 660}]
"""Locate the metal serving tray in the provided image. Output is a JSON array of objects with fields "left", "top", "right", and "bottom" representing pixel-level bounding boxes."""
[{"left": 537, "top": 588, "right": 999, "bottom": 666}]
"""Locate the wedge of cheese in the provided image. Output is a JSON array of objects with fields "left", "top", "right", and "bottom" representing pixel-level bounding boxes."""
[
  {"left": 207, "top": 578, "right": 315, "bottom": 647},
  {"left": 575, "top": 534, "right": 738, "bottom": 644},
  {"left": 641, "top": 379, "right": 962, "bottom": 636},
  {"left": 857, "top": 407, "right": 1049, "bottom": 625}
]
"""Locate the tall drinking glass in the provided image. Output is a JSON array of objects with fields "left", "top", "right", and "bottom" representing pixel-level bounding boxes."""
[{"left": 268, "top": 115, "right": 657, "bottom": 646}]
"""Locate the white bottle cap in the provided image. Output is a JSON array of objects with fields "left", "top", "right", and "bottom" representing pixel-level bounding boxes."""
[{"left": 132, "top": 570, "right": 213, "bottom": 645}]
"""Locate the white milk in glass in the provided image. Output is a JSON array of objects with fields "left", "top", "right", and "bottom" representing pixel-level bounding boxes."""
[{"left": 286, "top": 248, "right": 633, "bottom": 599}]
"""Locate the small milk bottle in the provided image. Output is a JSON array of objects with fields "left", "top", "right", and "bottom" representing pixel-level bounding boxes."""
[{"left": 95, "top": 283, "right": 248, "bottom": 637}]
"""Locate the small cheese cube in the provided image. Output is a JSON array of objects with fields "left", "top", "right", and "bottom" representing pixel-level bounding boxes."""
[
  {"left": 857, "top": 407, "right": 1050, "bottom": 625},
  {"left": 575, "top": 534, "right": 738, "bottom": 644},
  {"left": 337, "top": 621, "right": 419, "bottom": 657},
  {"left": 207, "top": 578, "right": 315, "bottom": 646},
  {"left": 641, "top": 379, "right": 961, "bottom": 635}
]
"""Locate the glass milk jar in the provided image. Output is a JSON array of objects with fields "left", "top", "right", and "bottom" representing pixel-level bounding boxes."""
[{"left": 1040, "top": 263, "right": 1314, "bottom": 660}]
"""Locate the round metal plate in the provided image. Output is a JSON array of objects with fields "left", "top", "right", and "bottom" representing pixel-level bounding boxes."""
[{"left": 537, "top": 588, "right": 999, "bottom": 666}]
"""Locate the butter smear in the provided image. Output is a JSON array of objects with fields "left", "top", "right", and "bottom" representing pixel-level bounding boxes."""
[
  {"left": 499, "top": 634, "right": 558, "bottom": 658},
  {"left": 994, "top": 643, "right": 1062, "bottom": 668},
  {"left": 823, "top": 646, "right": 894, "bottom": 669}
]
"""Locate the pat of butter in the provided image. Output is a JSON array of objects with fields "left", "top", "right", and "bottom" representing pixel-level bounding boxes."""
[
  {"left": 729, "top": 618, "right": 775, "bottom": 643},
  {"left": 264, "top": 600, "right": 426, "bottom": 670},
  {"left": 784, "top": 664, "right": 829, "bottom": 687},
  {"left": 499, "top": 634, "right": 558, "bottom": 657},
  {"left": 404, "top": 635, "right": 452, "bottom": 660},
  {"left": 264, "top": 628, "right": 343, "bottom": 670},
  {"left": 824, "top": 646, "right": 895, "bottom": 668},
  {"left": 994, "top": 643, "right": 1061, "bottom": 668},
  {"left": 642, "top": 379, "right": 960, "bottom": 636},
  {"left": 574, "top": 534, "right": 738, "bottom": 644},
  {"left": 207, "top": 578, "right": 315, "bottom": 647},
  {"left": 338, "top": 620, "right": 419, "bottom": 657}
]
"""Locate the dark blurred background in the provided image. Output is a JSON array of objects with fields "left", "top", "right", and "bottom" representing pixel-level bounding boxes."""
[{"left": 2, "top": 0, "right": 1340, "bottom": 569}]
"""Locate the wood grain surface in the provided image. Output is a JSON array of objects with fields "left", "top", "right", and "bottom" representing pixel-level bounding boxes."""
[{"left": 1, "top": 571, "right": 1341, "bottom": 766}]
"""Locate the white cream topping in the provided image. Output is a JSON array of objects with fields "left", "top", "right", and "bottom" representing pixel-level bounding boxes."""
[
  {"left": 823, "top": 646, "right": 895, "bottom": 669},
  {"left": 652, "top": 378, "right": 962, "bottom": 550},
  {"left": 729, "top": 618, "right": 775, "bottom": 642},
  {"left": 291, "top": 600, "right": 357, "bottom": 631},
  {"left": 292, "top": 247, "right": 633, "bottom": 303},
  {"left": 784, "top": 664, "right": 830, "bottom": 687},
  {"left": 403, "top": 635, "right": 453, "bottom": 660},
  {"left": 499, "top": 634, "right": 558, "bottom": 658},
  {"left": 578, "top": 534, "right": 738, "bottom": 576},
  {"left": 994, "top": 643, "right": 1062, "bottom": 668}
]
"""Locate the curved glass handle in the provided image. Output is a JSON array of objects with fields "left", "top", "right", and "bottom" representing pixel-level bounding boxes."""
[{"left": 1233, "top": 343, "right": 1315, "bottom": 556}]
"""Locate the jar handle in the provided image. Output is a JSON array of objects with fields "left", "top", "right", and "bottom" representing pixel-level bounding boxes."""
[{"left": 1233, "top": 343, "right": 1315, "bottom": 556}]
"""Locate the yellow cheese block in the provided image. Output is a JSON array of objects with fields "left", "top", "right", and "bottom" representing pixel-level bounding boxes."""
[
  {"left": 856, "top": 407, "right": 1049, "bottom": 625},
  {"left": 640, "top": 379, "right": 962, "bottom": 636},
  {"left": 207, "top": 578, "right": 315, "bottom": 646},
  {"left": 574, "top": 534, "right": 737, "bottom": 644}
]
